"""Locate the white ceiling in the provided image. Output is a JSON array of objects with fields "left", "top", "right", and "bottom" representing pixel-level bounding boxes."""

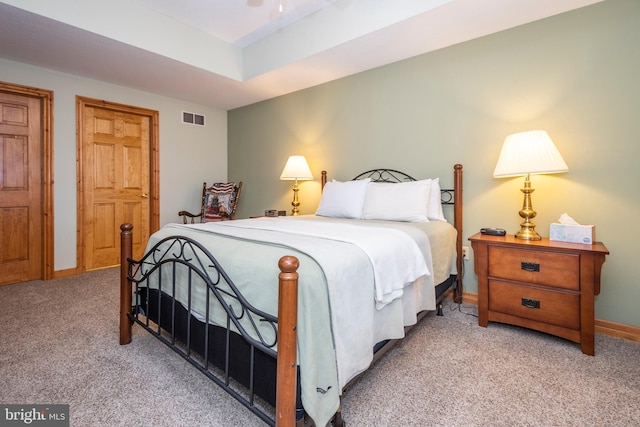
[
  {"left": 133, "top": 0, "right": 346, "bottom": 48},
  {"left": 0, "top": 0, "right": 604, "bottom": 110}
]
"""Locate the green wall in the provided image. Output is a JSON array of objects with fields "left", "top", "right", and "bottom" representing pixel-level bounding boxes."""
[{"left": 229, "top": 0, "right": 640, "bottom": 327}]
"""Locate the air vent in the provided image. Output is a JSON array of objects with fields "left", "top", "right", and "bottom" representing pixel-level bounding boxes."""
[{"left": 182, "top": 111, "right": 205, "bottom": 126}]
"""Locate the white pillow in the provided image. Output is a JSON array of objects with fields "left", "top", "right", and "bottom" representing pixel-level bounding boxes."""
[
  {"left": 316, "top": 178, "right": 370, "bottom": 218},
  {"left": 362, "top": 179, "right": 432, "bottom": 222},
  {"left": 428, "top": 178, "right": 446, "bottom": 221}
]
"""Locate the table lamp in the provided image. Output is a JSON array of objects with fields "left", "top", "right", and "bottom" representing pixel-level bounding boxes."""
[
  {"left": 280, "top": 155, "right": 313, "bottom": 216},
  {"left": 493, "top": 130, "right": 568, "bottom": 240}
]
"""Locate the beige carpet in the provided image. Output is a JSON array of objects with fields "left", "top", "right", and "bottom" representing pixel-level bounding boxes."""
[{"left": 1, "top": 268, "right": 638, "bottom": 426}]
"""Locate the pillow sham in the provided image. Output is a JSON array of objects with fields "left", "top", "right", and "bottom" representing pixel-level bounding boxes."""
[
  {"left": 316, "top": 178, "right": 371, "bottom": 218},
  {"left": 428, "top": 178, "right": 446, "bottom": 221},
  {"left": 362, "top": 179, "right": 432, "bottom": 222}
]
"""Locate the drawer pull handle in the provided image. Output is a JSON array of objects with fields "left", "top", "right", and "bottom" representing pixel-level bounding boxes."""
[
  {"left": 521, "top": 261, "right": 540, "bottom": 272},
  {"left": 521, "top": 297, "right": 540, "bottom": 309}
]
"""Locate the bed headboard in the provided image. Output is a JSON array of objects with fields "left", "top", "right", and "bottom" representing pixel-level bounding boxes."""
[
  {"left": 319, "top": 164, "right": 463, "bottom": 302},
  {"left": 320, "top": 165, "right": 462, "bottom": 208},
  {"left": 351, "top": 168, "right": 416, "bottom": 183}
]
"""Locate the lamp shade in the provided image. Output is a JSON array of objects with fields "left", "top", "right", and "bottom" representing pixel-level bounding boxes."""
[
  {"left": 280, "top": 155, "right": 313, "bottom": 180},
  {"left": 493, "top": 130, "right": 568, "bottom": 178}
]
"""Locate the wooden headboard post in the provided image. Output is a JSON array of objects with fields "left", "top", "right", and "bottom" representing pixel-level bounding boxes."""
[
  {"left": 453, "top": 164, "right": 463, "bottom": 303},
  {"left": 321, "top": 170, "right": 327, "bottom": 189}
]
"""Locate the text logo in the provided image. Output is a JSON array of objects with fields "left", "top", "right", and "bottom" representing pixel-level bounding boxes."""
[{"left": 1, "top": 405, "right": 69, "bottom": 426}]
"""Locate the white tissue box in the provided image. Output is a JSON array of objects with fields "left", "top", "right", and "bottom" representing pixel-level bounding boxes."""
[{"left": 549, "top": 223, "right": 595, "bottom": 244}]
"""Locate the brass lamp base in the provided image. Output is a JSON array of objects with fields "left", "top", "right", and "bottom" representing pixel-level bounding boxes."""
[
  {"left": 515, "top": 224, "right": 541, "bottom": 240},
  {"left": 515, "top": 174, "right": 542, "bottom": 241},
  {"left": 290, "top": 180, "right": 300, "bottom": 216}
]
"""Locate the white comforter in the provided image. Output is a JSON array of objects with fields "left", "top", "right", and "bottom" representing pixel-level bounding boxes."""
[{"left": 215, "top": 216, "right": 430, "bottom": 309}]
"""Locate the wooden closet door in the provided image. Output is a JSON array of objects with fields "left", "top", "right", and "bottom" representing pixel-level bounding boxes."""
[
  {"left": 0, "top": 92, "right": 42, "bottom": 285},
  {"left": 82, "top": 106, "right": 150, "bottom": 270}
]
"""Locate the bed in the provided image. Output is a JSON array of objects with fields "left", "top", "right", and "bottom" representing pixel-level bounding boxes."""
[{"left": 119, "top": 164, "right": 463, "bottom": 427}]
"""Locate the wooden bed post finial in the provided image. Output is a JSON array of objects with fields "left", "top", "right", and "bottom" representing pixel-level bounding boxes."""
[
  {"left": 120, "top": 223, "right": 134, "bottom": 345},
  {"left": 276, "top": 255, "right": 299, "bottom": 427}
]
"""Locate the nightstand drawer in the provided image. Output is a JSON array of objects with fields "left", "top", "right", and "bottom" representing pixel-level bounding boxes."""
[
  {"left": 488, "top": 246, "right": 579, "bottom": 290},
  {"left": 489, "top": 280, "right": 580, "bottom": 330}
]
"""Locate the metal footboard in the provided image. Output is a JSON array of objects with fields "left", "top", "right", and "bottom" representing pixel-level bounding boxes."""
[{"left": 119, "top": 224, "right": 299, "bottom": 427}]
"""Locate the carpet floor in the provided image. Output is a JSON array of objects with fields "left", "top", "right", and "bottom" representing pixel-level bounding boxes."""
[{"left": 1, "top": 268, "right": 638, "bottom": 426}]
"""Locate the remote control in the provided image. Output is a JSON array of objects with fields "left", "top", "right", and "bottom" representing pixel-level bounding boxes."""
[{"left": 480, "top": 227, "right": 506, "bottom": 236}]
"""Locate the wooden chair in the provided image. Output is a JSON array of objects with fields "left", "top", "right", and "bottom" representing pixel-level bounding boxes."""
[{"left": 179, "top": 182, "right": 243, "bottom": 223}]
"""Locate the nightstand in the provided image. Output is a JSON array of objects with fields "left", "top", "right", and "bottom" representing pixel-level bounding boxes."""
[{"left": 469, "top": 232, "right": 608, "bottom": 355}]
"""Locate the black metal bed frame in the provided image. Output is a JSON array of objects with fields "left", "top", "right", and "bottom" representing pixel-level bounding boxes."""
[
  {"left": 127, "top": 236, "right": 282, "bottom": 425},
  {"left": 123, "top": 166, "right": 463, "bottom": 427}
]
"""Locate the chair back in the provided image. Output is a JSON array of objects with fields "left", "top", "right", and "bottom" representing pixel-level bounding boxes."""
[
  {"left": 179, "top": 181, "right": 243, "bottom": 224},
  {"left": 202, "top": 182, "right": 243, "bottom": 221}
]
